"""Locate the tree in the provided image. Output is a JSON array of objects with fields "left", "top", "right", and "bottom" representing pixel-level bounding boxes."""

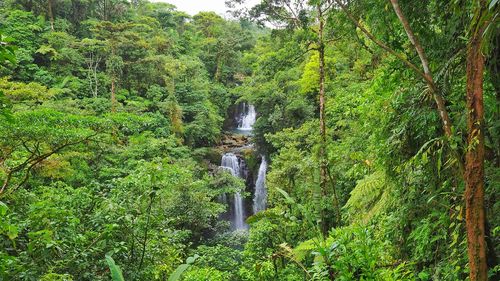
[
  {"left": 0, "top": 109, "right": 103, "bottom": 196},
  {"left": 0, "top": 30, "right": 16, "bottom": 118},
  {"left": 80, "top": 38, "right": 107, "bottom": 98},
  {"left": 92, "top": 21, "right": 130, "bottom": 111},
  {"left": 463, "top": 1, "right": 495, "bottom": 279},
  {"left": 332, "top": 0, "right": 498, "bottom": 279},
  {"left": 47, "top": 0, "right": 54, "bottom": 30},
  {"left": 193, "top": 12, "right": 254, "bottom": 84}
]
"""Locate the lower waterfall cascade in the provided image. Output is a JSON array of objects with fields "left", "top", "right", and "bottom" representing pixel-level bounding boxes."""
[
  {"left": 253, "top": 156, "right": 267, "bottom": 214},
  {"left": 220, "top": 153, "right": 247, "bottom": 230}
]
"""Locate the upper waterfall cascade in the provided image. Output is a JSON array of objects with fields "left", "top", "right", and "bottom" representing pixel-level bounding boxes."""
[{"left": 238, "top": 103, "right": 256, "bottom": 131}]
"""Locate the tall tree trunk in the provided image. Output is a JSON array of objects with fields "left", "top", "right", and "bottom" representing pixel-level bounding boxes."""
[
  {"left": 214, "top": 53, "right": 222, "bottom": 82},
  {"left": 94, "top": 62, "right": 99, "bottom": 98},
  {"left": 317, "top": 5, "right": 328, "bottom": 236},
  {"left": 111, "top": 77, "right": 116, "bottom": 112},
  {"left": 27, "top": 0, "right": 33, "bottom": 12},
  {"left": 138, "top": 191, "right": 155, "bottom": 271},
  {"left": 47, "top": 0, "right": 55, "bottom": 31},
  {"left": 103, "top": 0, "right": 108, "bottom": 21},
  {"left": 464, "top": 2, "right": 488, "bottom": 280}
]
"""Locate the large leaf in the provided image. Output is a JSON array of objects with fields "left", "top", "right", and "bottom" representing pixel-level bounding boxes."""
[
  {"left": 167, "top": 254, "right": 199, "bottom": 281},
  {"left": 105, "top": 254, "right": 125, "bottom": 281},
  {"left": 275, "top": 187, "right": 295, "bottom": 204},
  {"left": 167, "top": 264, "right": 190, "bottom": 281},
  {"left": 489, "top": 0, "right": 498, "bottom": 10}
]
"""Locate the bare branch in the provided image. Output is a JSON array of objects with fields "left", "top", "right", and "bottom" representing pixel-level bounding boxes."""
[
  {"left": 332, "top": 0, "right": 428, "bottom": 84},
  {"left": 389, "top": 0, "right": 432, "bottom": 77}
]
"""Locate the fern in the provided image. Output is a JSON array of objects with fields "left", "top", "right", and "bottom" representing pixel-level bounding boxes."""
[
  {"left": 292, "top": 239, "right": 317, "bottom": 262},
  {"left": 344, "top": 171, "right": 393, "bottom": 223}
]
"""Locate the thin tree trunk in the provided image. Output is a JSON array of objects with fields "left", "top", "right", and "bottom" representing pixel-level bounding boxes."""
[
  {"left": 138, "top": 192, "right": 155, "bottom": 271},
  {"left": 111, "top": 77, "right": 116, "bottom": 112},
  {"left": 94, "top": 62, "right": 99, "bottom": 97},
  {"left": 317, "top": 5, "right": 328, "bottom": 236},
  {"left": 464, "top": 2, "right": 488, "bottom": 279},
  {"left": 388, "top": 0, "right": 455, "bottom": 141},
  {"left": 389, "top": 0, "right": 430, "bottom": 75},
  {"left": 334, "top": 0, "right": 456, "bottom": 147},
  {"left": 103, "top": 0, "right": 107, "bottom": 21},
  {"left": 214, "top": 54, "right": 222, "bottom": 82},
  {"left": 47, "top": 0, "right": 55, "bottom": 31},
  {"left": 87, "top": 53, "right": 98, "bottom": 98},
  {"left": 27, "top": 0, "right": 33, "bottom": 11}
]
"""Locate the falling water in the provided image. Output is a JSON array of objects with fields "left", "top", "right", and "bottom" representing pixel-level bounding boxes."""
[
  {"left": 220, "top": 153, "right": 246, "bottom": 230},
  {"left": 233, "top": 192, "right": 245, "bottom": 230},
  {"left": 253, "top": 156, "right": 267, "bottom": 214},
  {"left": 221, "top": 153, "right": 240, "bottom": 177},
  {"left": 238, "top": 103, "right": 256, "bottom": 131}
]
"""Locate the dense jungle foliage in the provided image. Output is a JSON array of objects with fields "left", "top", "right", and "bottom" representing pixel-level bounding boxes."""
[{"left": 0, "top": 0, "right": 499, "bottom": 280}]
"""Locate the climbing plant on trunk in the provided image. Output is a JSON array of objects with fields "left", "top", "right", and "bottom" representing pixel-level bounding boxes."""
[{"left": 464, "top": 1, "right": 494, "bottom": 279}]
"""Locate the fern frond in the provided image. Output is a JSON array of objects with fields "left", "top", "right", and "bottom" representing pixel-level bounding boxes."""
[{"left": 344, "top": 171, "right": 393, "bottom": 223}]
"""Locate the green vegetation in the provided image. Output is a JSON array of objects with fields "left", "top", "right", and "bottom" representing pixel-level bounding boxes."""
[{"left": 0, "top": 0, "right": 498, "bottom": 280}]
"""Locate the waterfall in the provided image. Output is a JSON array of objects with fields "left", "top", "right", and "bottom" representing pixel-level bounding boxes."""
[
  {"left": 221, "top": 153, "right": 240, "bottom": 177},
  {"left": 233, "top": 192, "right": 245, "bottom": 230},
  {"left": 238, "top": 103, "right": 256, "bottom": 131},
  {"left": 220, "top": 153, "right": 247, "bottom": 230},
  {"left": 253, "top": 156, "right": 267, "bottom": 214}
]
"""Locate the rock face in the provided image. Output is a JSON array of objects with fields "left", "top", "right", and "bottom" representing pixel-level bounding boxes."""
[{"left": 219, "top": 134, "right": 250, "bottom": 151}]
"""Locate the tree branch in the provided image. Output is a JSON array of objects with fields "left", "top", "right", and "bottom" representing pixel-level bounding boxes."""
[
  {"left": 333, "top": 0, "right": 463, "bottom": 174},
  {"left": 1, "top": 134, "right": 99, "bottom": 196},
  {"left": 389, "top": 0, "right": 432, "bottom": 77},
  {"left": 332, "top": 0, "right": 428, "bottom": 83}
]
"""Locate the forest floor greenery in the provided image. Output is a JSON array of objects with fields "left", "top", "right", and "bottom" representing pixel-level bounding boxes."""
[{"left": 0, "top": 0, "right": 499, "bottom": 280}]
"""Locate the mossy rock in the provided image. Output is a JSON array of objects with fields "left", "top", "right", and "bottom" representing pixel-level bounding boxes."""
[
  {"left": 240, "top": 149, "right": 259, "bottom": 174},
  {"left": 192, "top": 147, "right": 223, "bottom": 165}
]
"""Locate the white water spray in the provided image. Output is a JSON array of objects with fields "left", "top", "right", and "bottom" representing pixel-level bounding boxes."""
[
  {"left": 220, "top": 153, "right": 246, "bottom": 230},
  {"left": 253, "top": 156, "right": 267, "bottom": 214},
  {"left": 238, "top": 103, "right": 256, "bottom": 131}
]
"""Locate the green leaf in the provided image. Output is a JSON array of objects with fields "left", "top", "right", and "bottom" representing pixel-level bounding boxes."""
[
  {"left": 7, "top": 225, "right": 18, "bottom": 240},
  {"left": 276, "top": 187, "right": 295, "bottom": 204},
  {"left": 168, "top": 264, "right": 189, "bottom": 281},
  {"left": 168, "top": 254, "right": 199, "bottom": 281},
  {"left": 0, "top": 201, "right": 8, "bottom": 216},
  {"left": 186, "top": 254, "right": 199, "bottom": 264},
  {"left": 105, "top": 254, "right": 125, "bottom": 281},
  {"left": 489, "top": 0, "right": 498, "bottom": 10}
]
